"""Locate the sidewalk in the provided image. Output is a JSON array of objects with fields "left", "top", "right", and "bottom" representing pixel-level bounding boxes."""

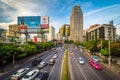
[
  {"left": 0, "top": 50, "right": 51, "bottom": 76},
  {"left": 84, "top": 49, "right": 120, "bottom": 76}
]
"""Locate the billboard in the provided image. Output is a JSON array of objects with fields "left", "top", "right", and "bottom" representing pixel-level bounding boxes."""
[
  {"left": 41, "top": 16, "right": 49, "bottom": 29},
  {"left": 18, "top": 16, "right": 41, "bottom": 28}
]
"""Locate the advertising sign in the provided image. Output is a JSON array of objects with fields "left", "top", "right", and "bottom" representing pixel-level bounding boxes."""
[
  {"left": 41, "top": 16, "right": 49, "bottom": 29},
  {"left": 18, "top": 16, "right": 41, "bottom": 28}
]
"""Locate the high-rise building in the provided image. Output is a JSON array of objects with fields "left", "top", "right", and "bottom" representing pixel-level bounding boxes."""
[
  {"left": 59, "top": 24, "right": 70, "bottom": 40},
  {"left": 48, "top": 26, "right": 55, "bottom": 41},
  {"left": 87, "top": 24, "right": 116, "bottom": 42},
  {"left": 70, "top": 5, "right": 83, "bottom": 42}
]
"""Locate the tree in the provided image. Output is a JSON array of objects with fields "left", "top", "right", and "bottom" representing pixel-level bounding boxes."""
[
  {"left": 100, "top": 48, "right": 109, "bottom": 56},
  {"left": 110, "top": 41, "right": 120, "bottom": 57},
  {"left": 0, "top": 44, "right": 18, "bottom": 66},
  {"left": 0, "top": 45, "right": 8, "bottom": 66},
  {"left": 22, "top": 43, "right": 37, "bottom": 56}
]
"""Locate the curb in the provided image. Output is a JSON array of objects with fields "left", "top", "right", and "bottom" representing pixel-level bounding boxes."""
[
  {"left": 0, "top": 49, "right": 52, "bottom": 76},
  {"left": 84, "top": 50, "right": 120, "bottom": 77}
]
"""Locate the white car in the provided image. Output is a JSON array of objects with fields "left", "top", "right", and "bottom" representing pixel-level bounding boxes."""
[
  {"left": 91, "top": 56, "right": 100, "bottom": 62},
  {"left": 38, "top": 61, "right": 47, "bottom": 69},
  {"left": 80, "top": 49, "right": 83, "bottom": 52},
  {"left": 21, "top": 69, "right": 39, "bottom": 80},
  {"left": 78, "top": 57, "right": 85, "bottom": 64},
  {"left": 53, "top": 54, "right": 58, "bottom": 59},
  {"left": 11, "top": 68, "right": 29, "bottom": 80}
]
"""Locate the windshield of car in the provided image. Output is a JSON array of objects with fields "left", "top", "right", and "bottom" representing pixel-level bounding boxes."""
[
  {"left": 94, "top": 62, "right": 100, "bottom": 66},
  {"left": 79, "top": 58, "right": 83, "bottom": 61},
  {"left": 93, "top": 56, "right": 98, "bottom": 59},
  {"left": 14, "top": 72, "right": 21, "bottom": 75},
  {"left": 24, "top": 75, "right": 30, "bottom": 78},
  {"left": 40, "top": 62, "right": 45, "bottom": 65}
]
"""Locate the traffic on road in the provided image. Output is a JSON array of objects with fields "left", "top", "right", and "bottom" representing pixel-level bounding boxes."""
[{"left": 0, "top": 44, "right": 120, "bottom": 80}]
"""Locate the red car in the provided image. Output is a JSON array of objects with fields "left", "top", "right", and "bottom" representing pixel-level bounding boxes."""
[{"left": 90, "top": 60, "right": 102, "bottom": 70}]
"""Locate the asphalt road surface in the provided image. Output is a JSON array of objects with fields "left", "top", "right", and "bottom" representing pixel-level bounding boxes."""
[
  {"left": 0, "top": 46, "right": 64, "bottom": 80},
  {"left": 68, "top": 45, "right": 120, "bottom": 80}
]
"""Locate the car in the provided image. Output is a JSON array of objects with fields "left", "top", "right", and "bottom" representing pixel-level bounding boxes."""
[
  {"left": 34, "top": 71, "right": 49, "bottom": 80},
  {"left": 32, "top": 58, "right": 42, "bottom": 66},
  {"left": 21, "top": 69, "right": 39, "bottom": 80},
  {"left": 11, "top": 68, "right": 29, "bottom": 80},
  {"left": 91, "top": 56, "right": 100, "bottom": 62},
  {"left": 78, "top": 57, "right": 85, "bottom": 64},
  {"left": 70, "top": 50, "right": 72, "bottom": 53},
  {"left": 38, "top": 61, "right": 47, "bottom": 69},
  {"left": 54, "top": 51, "right": 57, "bottom": 54},
  {"left": 80, "top": 49, "right": 83, "bottom": 52},
  {"left": 90, "top": 60, "right": 102, "bottom": 70},
  {"left": 53, "top": 54, "right": 58, "bottom": 59},
  {"left": 49, "top": 59, "right": 55, "bottom": 65}
]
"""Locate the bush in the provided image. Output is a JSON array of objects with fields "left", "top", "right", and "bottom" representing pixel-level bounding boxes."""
[{"left": 16, "top": 53, "right": 27, "bottom": 59}]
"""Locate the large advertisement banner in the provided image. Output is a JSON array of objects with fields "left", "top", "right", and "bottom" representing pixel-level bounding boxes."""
[
  {"left": 18, "top": 16, "right": 41, "bottom": 33},
  {"left": 18, "top": 16, "right": 41, "bottom": 28},
  {"left": 41, "top": 16, "right": 49, "bottom": 29}
]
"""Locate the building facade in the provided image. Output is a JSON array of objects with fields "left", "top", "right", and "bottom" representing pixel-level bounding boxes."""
[
  {"left": 56, "top": 32, "right": 62, "bottom": 40},
  {"left": 70, "top": 5, "right": 83, "bottom": 42},
  {"left": 87, "top": 24, "right": 116, "bottom": 42},
  {"left": 59, "top": 24, "right": 70, "bottom": 40},
  {"left": 0, "top": 28, "right": 6, "bottom": 42},
  {"left": 6, "top": 24, "right": 20, "bottom": 42},
  {"left": 48, "top": 26, "right": 55, "bottom": 41}
]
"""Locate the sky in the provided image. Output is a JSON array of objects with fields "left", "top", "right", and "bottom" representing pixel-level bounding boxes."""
[{"left": 0, "top": 0, "right": 120, "bottom": 34}]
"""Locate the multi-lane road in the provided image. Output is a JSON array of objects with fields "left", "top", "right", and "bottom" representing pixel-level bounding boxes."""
[
  {"left": 0, "top": 44, "right": 120, "bottom": 80},
  {"left": 68, "top": 44, "right": 120, "bottom": 80},
  {"left": 0, "top": 47, "right": 64, "bottom": 80}
]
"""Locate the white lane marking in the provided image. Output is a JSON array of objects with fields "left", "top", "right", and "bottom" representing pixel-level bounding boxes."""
[
  {"left": 75, "top": 48, "right": 101, "bottom": 80},
  {"left": 48, "top": 52, "right": 63, "bottom": 80},
  {"left": 86, "top": 64, "right": 102, "bottom": 80},
  {"left": 101, "top": 67, "right": 118, "bottom": 80},
  {"left": 60, "top": 52, "right": 64, "bottom": 80},
  {"left": 72, "top": 54, "right": 88, "bottom": 80},
  {"left": 68, "top": 54, "right": 74, "bottom": 80}
]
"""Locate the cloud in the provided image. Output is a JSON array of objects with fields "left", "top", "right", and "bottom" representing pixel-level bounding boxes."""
[
  {"left": 0, "top": 0, "right": 51, "bottom": 29},
  {"left": 84, "top": 4, "right": 120, "bottom": 29},
  {"left": 84, "top": 4, "right": 120, "bottom": 16}
]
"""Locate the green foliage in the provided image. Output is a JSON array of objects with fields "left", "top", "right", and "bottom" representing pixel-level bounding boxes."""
[
  {"left": 62, "top": 50, "right": 69, "bottom": 80},
  {"left": 22, "top": 43, "right": 37, "bottom": 55},
  {"left": 44, "top": 42, "right": 53, "bottom": 50},
  {"left": 65, "top": 40, "right": 74, "bottom": 44},
  {"left": 27, "top": 41, "right": 35, "bottom": 45},
  {"left": 102, "top": 40, "right": 108, "bottom": 49},
  {"left": 0, "top": 44, "right": 18, "bottom": 66},
  {"left": 84, "top": 40, "right": 99, "bottom": 51},
  {"left": 16, "top": 53, "right": 27, "bottom": 59},
  {"left": 110, "top": 41, "right": 120, "bottom": 57},
  {"left": 100, "top": 48, "right": 109, "bottom": 56}
]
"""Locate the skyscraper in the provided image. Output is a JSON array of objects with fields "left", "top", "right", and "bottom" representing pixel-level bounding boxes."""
[{"left": 70, "top": 5, "right": 83, "bottom": 42}]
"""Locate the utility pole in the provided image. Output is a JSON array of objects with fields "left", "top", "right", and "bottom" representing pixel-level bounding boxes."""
[
  {"left": 100, "top": 39, "right": 102, "bottom": 57},
  {"left": 108, "top": 40, "right": 111, "bottom": 67},
  {"left": 25, "top": 29, "right": 28, "bottom": 42},
  {"left": 41, "top": 29, "right": 44, "bottom": 51}
]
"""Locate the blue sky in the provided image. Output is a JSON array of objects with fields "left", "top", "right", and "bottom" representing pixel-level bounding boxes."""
[{"left": 0, "top": 0, "right": 120, "bottom": 34}]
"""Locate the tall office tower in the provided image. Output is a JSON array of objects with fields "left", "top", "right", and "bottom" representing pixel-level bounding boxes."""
[{"left": 70, "top": 5, "right": 83, "bottom": 42}]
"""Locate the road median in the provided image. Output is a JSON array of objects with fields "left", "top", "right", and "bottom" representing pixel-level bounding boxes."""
[{"left": 61, "top": 50, "right": 69, "bottom": 80}]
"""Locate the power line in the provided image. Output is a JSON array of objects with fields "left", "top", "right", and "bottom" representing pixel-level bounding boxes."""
[{"left": 112, "top": 16, "right": 120, "bottom": 21}]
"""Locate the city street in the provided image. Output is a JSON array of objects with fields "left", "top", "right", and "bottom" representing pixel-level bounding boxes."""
[
  {"left": 68, "top": 45, "right": 120, "bottom": 80},
  {"left": 0, "top": 47, "right": 64, "bottom": 80}
]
